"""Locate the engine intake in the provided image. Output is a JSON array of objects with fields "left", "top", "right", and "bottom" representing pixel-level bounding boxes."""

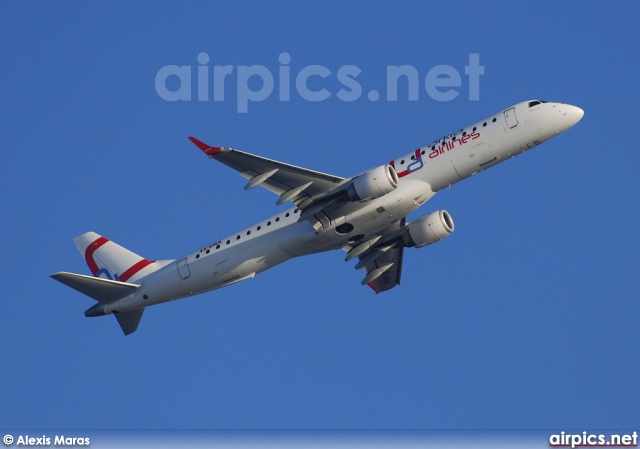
[
  {"left": 403, "top": 210, "right": 454, "bottom": 248},
  {"left": 346, "top": 164, "right": 399, "bottom": 202}
]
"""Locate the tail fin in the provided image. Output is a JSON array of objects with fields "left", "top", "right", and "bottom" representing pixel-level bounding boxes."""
[
  {"left": 74, "top": 232, "right": 156, "bottom": 283},
  {"left": 52, "top": 232, "right": 163, "bottom": 336}
]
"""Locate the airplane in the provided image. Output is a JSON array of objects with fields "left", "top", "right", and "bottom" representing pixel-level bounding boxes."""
[{"left": 51, "top": 100, "right": 583, "bottom": 335}]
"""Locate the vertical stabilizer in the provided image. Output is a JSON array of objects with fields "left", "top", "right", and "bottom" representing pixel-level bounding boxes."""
[
  {"left": 73, "top": 232, "right": 156, "bottom": 283},
  {"left": 52, "top": 232, "right": 167, "bottom": 336}
]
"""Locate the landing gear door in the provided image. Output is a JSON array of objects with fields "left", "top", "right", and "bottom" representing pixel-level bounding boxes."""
[
  {"left": 504, "top": 107, "right": 518, "bottom": 128},
  {"left": 177, "top": 257, "right": 191, "bottom": 280}
]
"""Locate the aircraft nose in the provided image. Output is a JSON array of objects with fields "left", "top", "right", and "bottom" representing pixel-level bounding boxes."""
[{"left": 561, "top": 104, "right": 584, "bottom": 130}]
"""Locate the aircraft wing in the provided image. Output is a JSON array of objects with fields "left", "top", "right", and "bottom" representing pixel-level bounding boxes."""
[
  {"left": 189, "top": 137, "right": 346, "bottom": 208},
  {"left": 361, "top": 245, "right": 404, "bottom": 293},
  {"left": 349, "top": 218, "right": 406, "bottom": 293}
]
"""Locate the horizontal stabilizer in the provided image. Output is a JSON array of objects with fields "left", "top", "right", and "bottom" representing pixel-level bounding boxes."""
[
  {"left": 51, "top": 271, "right": 139, "bottom": 303},
  {"left": 114, "top": 308, "right": 145, "bottom": 335}
]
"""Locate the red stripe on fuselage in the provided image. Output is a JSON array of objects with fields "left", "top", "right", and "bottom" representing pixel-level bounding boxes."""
[
  {"left": 391, "top": 149, "right": 422, "bottom": 178},
  {"left": 85, "top": 237, "right": 109, "bottom": 276},
  {"left": 119, "top": 259, "right": 154, "bottom": 283}
]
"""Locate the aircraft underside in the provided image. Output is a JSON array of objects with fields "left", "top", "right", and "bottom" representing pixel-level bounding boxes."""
[{"left": 51, "top": 100, "right": 583, "bottom": 334}]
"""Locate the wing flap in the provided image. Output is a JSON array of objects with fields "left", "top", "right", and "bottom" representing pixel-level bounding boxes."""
[
  {"left": 349, "top": 219, "right": 407, "bottom": 293},
  {"left": 361, "top": 245, "right": 404, "bottom": 293}
]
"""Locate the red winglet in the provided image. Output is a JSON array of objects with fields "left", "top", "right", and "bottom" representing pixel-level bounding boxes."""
[
  {"left": 188, "top": 136, "right": 222, "bottom": 156},
  {"left": 367, "top": 281, "right": 378, "bottom": 292}
]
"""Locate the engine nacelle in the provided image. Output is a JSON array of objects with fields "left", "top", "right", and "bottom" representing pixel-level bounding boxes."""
[
  {"left": 402, "top": 210, "right": 454, "bottom": 248},
  {"left": 346, "top": 164, "right": 399, "bottom": 202}
]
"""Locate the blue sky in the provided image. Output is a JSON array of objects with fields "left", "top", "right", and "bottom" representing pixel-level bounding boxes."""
[{"left": 1, "top": 1, "right": 639, "bottom": 431}]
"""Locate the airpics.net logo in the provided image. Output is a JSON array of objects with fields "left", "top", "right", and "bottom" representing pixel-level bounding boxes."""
[{"left": 154, "top": 52, "right": 484, "bottom": 113}]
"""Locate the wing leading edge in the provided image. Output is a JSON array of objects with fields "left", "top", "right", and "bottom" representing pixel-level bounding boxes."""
[{"left": 188, "top": 137, "right": 345, "bottom": 208}]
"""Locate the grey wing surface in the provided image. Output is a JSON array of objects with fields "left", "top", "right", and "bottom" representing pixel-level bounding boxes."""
[
  {"left": 189, "top": 137, "right": 346, "bottom": 209},
  {"left": 352, "top": 218, "right": 407, "bottom": 293},
  {"left": 362, "top": 245, "right": 404, "bottom": 293}
]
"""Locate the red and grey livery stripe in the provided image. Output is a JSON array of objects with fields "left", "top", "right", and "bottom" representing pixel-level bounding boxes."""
[
  {"left": 84, "top": 236, "right": 154, "bottom": 283},
  {"left": 390, "top": 149, "right": 422, "bottom": 178},
  {"left": 118, "top": 259, "right": 154, "bottom": 282},
  {"left": 84, "top": 237, "right": 109, "bottom": 276}
]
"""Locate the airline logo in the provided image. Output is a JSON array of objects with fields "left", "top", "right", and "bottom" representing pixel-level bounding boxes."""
[
  {"left": 390, "top": 131, "right": 482, "bottom": 178},
  {"left": 427, "top": 131, "right": 481, "bottom": 159},
  {"left": 390, "top": 149, "right": 424, "bottom": 178}
]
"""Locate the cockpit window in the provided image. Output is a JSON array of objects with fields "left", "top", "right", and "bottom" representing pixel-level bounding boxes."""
[{"left": 528, "top": 100, "right": 541, "bottom": 107}]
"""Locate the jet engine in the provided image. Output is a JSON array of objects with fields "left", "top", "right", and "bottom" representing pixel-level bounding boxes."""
[
  {"left": 346, "top": 164, "right": 399, "bottom": 202},
  {"left": 402, "top": 210, "right": 454, "bottom": 248}
]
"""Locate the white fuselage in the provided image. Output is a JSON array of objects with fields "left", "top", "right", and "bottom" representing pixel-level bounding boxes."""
[{"left": 103, "top": 101, "right": 583, "bottom": 314}]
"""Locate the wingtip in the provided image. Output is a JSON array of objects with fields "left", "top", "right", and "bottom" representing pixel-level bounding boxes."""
[{"left": 188, "top": 136, "right": 222, "bottom": 156}]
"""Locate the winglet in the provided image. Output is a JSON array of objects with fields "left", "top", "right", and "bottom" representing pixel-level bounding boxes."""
[{"left": 188, "top": 136, "right": 223, "bottom": 156}]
